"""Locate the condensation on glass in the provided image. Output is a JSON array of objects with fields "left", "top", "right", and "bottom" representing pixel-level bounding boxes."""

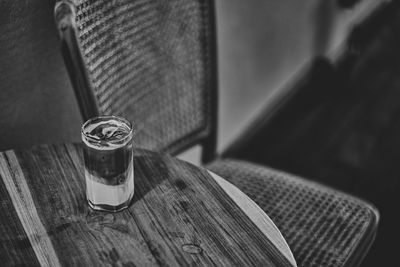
[{"left": 82, "top": 115, "right": 134, "bottom": 212}]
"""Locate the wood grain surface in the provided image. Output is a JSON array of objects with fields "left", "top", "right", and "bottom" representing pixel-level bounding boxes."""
[{"left": 0, "top": 143, "right": 295, "bottom": 266}]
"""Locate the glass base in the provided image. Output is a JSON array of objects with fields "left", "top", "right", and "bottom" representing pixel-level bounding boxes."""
[{"left": 87, "top": 199, "right": 131, "bottom": 212}]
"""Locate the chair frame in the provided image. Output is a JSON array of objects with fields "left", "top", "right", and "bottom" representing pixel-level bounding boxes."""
[{"left": 54, "top": 0, "right": 219, "bottom": 164}]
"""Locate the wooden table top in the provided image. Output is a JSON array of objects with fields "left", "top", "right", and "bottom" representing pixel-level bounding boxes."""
[{"left": 0, "top": 143, "right": 296, "bottom": 266}]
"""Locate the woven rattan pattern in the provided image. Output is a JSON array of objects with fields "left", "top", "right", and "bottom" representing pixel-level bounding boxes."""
[
  {"left": 74, "top": 0, "right": 214, "bottom": 153},
  {"left": 207, "top": 159, "right": 376, "bottom": 267}
]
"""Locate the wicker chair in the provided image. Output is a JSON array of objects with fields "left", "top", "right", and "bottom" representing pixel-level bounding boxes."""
[{"left": 54, "top": 1, "right": 379, "bottom": 266}]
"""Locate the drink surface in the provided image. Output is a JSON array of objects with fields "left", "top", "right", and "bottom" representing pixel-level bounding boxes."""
[
  {"left": 82, "top": 117, "right": 132, "bottom": 149},
  {"left": 82, "top": 116, "right": 134, "bottom": 212}
]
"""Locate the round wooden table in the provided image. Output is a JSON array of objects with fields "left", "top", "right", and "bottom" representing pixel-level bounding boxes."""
[{"left": 0, "top": 144, "right": 296, "bottom": 266}]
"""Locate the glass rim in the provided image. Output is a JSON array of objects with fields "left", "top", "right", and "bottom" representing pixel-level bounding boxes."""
[{"left": 81, "top": 115, "right": 134, "bottom": 147}]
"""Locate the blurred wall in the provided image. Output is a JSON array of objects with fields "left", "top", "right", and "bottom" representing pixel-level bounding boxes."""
[
  {"left": 216, "top": 0, "right": 383, "bottom": 151},
  {"left": 0, "top": 0, "right": 382, "bottom": 152},
  {"left": 0, "top": 0, "right": 82, "bottom": 151}
]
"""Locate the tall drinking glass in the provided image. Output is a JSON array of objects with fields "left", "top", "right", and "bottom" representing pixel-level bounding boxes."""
[{"left": 81, "top": 115, "right": 134, "bottom": 212}]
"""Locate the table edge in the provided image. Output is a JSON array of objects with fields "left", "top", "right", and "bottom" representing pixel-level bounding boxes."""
[{"left": 207, "top": 170, "right": 297, "bottom": 267}]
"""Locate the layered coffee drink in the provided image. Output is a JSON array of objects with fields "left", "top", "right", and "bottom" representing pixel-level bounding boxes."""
[{"left": 82, "top": 116, "right": 134, "bottom": 212}]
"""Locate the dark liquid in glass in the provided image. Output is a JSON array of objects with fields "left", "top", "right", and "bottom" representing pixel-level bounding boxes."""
[{"left": 82, "top": 116, "right": 134, "bottom": 212}]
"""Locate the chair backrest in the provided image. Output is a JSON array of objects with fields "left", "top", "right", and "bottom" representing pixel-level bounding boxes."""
[{"left": 55, "top": 0, "right": 218, "bottom": 163}]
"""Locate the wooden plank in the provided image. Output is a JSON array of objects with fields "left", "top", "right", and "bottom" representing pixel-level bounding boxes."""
[
  {"left": 0, "top": 152, "right": 61, "bottom": 266},
  {"left": 0, "top": 166, "right": 41, "bottom": 266},
  {"left": 0, "top": 144, "right": 295, "bottom": 266}
]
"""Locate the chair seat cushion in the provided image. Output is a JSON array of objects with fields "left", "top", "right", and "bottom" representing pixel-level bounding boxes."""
[{"left": 206, "top": 159, "right": 379, "bottom": 267}]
